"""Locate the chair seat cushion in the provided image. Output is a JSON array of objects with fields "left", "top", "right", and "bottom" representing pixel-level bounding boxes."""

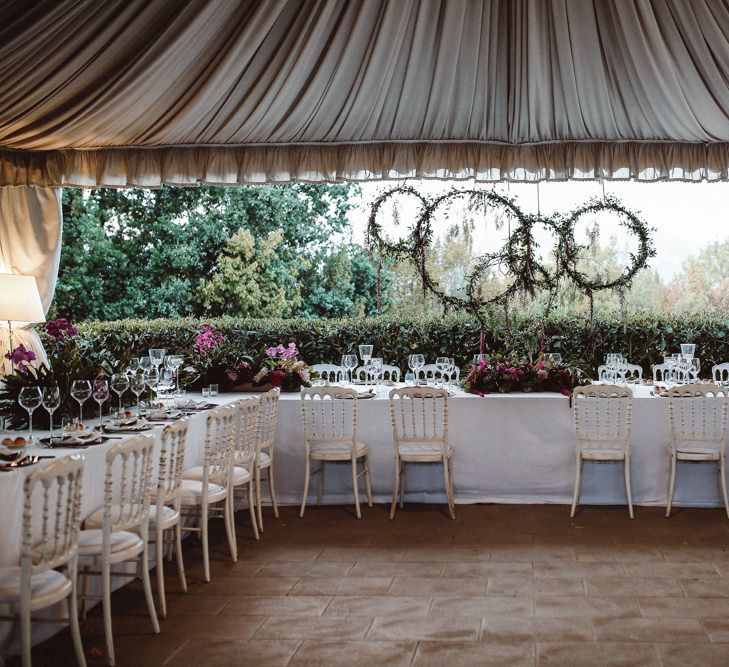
[
  {"left": 676, "top": 447, "right": 721, "bottom": 461},
  {"left": 581, "top": 449, "right": 627, "bottom": 461},
  {"left": 232, "top": 466, "right": 252, "bottom": 485},
  {"left": 0, "top": 567, "right": 72, "bottom": 607},
  {"left": 77, "top": 529, "right": 143, "bottom": 557},
  {"left": 399, "top": 443, "right": 453, "bottom": 461},
  {"left": 84, "top": 504, "right": 146, "bottom": 530},
  {"left": 178, "top": 479, "right": 227, "bottom": 505},
  {"left": 257, "top": 451, "right": 272, "bottom": 467},
  {"left": 310, "top": 440, "right": 368, "bottom": 460},
  {"left": 148, "top": 504, "right": 180, "bottom": 528}
]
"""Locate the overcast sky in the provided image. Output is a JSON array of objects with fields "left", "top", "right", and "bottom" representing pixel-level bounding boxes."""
[{"left": 347, "top": 180, "right": 729, "bottom": 281}]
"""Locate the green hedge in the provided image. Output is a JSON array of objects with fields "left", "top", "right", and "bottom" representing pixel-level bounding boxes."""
[{"left": 66, "top": 314, "right": 729, "bottom": 378}]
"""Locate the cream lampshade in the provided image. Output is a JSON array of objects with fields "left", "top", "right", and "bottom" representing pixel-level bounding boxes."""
[
  {"left": 0, "top": 275, "right": 45, "bottom": 372},
  {"left": 0, "top": 274, "right": 46, "bottom": 324}
]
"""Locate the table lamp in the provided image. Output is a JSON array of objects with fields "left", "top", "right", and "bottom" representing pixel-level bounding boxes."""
[{"left": 0, "top": 274, "right": 46, "bottom": 366}]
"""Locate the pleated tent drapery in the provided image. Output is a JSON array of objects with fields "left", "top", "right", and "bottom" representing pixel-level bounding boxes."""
[
  {"left": 0, "top": 0, "right": 728, "bottom": 185},
  {"left": 0, "top": 187, "right": 61, "bottom": 374}
]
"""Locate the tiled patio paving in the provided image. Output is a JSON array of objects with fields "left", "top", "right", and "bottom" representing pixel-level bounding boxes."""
[{"left": 17, "top": 503, "right": 729, "bottom": 666}]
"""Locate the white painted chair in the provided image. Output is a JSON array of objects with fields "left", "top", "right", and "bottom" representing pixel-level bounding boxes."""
[
  {"left": 310, "top": 363, "right": 344, "bottom": 382},
  {"left": 78, "top": 435, "right": 159, "bottom": 666},
  {"left": 653, "top": 363, "right": 689, "bottom": 384},
  {"left": 229, "top": 396, "right": 260, "bottom": 540},
  {"left": 300, "top": 386, "right": 373, "bottom": 519},
  {"left": 414, "top": 363, "right": 459, "bottom": 384},
  {"left": 355, "top": 363, "right": 401, "bottom": 382},
  {"left": 255, "top": 387, "right": 280, "bottom": 531},
  {"left": 652, "top": 363, "right": 669, "bottom": 383},
  {"left": 151, "top": 419, "right": 188, "bottom": 618},
  {"left": 712, "top": 362, "right": 729, "bottom": 384},
  {"left": 388, "top": 386, "right": 455, "bottom": 520},
  {"left": 666, "top": 383, "right": 729, "bottom": 518},
  {"left": 571, "top": 385, "right": 634, "bottom": 519},
  {"left": 0, "top": 456, "right": 86, "bottom": 667},
  {"left": 180, "top": 405, "right": 238, "bottom": 581}
]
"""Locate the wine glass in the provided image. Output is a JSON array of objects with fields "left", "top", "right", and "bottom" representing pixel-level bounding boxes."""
[
  {"left": 358, "top": 345, "right": 373, "bottom": 386},
  {"left": 436, "top": 357, "right": 450, "bottom": 388},
  {"left": 42, "top": 385, "right": 61, "bottom": 440},
  {"left": 341, "top": 354, "right": 358, "bottom": 384},
  {"left": 370, "top": 358, "right": 383, "bottom": 387},
  {"left": 130, "top": 372, "right": 146, "bottom": 415},
  {"left": 473, "top": 354, "right": 488, "bottom": 365},
  {"left": 149, "top": 348, "right": 166, "bottom": 369},
  {"left": 110, "top": 373, "right": 129, "bottom": 415},
  {"left": 18, "top": 387, "right": 42, "bottom": 445},
  {"left": 139, "top": 356, "right": 152, "bottom": 373},
  {"left": 680, "top": 344, "right": 696, "bottom": 361},
  {"left": 127, "top": 358, "right": 141, "bottom": 375},
  {"left": 409, "top": 354, "right": 425, "bottom": 383},
  {"left": 70, "top": 380, "right": 92, "bottom": 425},
  {"left": 93, "top": 379, "right": 109, "bottom": 428},
  {"left": 165, "top": 355, "right": 184, "bottom": 395},
  {"left": 690, "top": 358, "right": 700, "bottom": 381}
]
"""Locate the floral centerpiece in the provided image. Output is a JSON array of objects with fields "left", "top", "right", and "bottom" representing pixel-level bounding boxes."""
[
  {"left": 249, "top": 342, "right": 310, "bottom": 392},
  {"left": 463, "top": 354, "right": 586, "bottom": 396},
  {"left": 0, "top": 318, "right": 119, "bottom": 429}
]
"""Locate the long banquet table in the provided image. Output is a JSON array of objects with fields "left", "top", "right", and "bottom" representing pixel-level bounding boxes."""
[{"left": 1, "top": 383, "right": 727, "bottom": 649}]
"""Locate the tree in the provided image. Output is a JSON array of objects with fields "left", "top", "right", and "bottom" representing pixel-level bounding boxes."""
[
  {"left": 196, "top": 228, "right": 301, "bottom": 317},
  {"left": 52, "top": 183, "right": 382, "bottom": 321}
]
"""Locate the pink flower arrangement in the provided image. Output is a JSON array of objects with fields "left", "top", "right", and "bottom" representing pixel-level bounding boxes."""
[
  {"left": 193, "top": 323, "right": 225, "bottom": 357},
  {"left": 4, "top": 344, "right": 37, "bottom": 373},
  {"left": 44, "top": 317, "right": 78, "bottom": 340},
  {"left": 266, "top": 342, "right": 299, "bottom": 361}
]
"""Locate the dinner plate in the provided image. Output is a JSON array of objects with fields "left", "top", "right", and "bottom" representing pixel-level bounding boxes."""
[{"left": 39, "top": 435, "right": 111, "bottom": 448}]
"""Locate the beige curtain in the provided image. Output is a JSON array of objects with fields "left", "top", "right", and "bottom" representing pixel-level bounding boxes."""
[
  {"left": 0, "top": 0, "right": 728, "bottom": 185},
  {"left": 0, "top": 187, "right": 62, "bottom": 374}
]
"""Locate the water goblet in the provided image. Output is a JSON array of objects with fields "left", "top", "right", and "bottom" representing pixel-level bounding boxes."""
[
  {"left": 130, "top": 372, "right": 146, "bottom": 415},
  {"left": 19, "top": 386, "right": 42, "bottom": 444},
  {"left": 110, "top": 372, "right": 129, "bottom": 415},
  {"left": 93, "top": 379, "right": 109, "bottom": 427},
  {"left": 690, "top": 358, "right": 700, "bottom": 382},
  {"left": 436, "top": 357, "right": 450, "bottom": 388},
  {"left": 42, "top": 385, "right": 61, "bottom": 441},
  {"left": 70, "top": 380, "right": 92, "bottom": 424},
  {"left": 139, "top": 356, "right": 152, "bottom": 373},
  {"left": 165, "top": 355, "right": 184, "bottom": 395},
  {"left": 341, "top": 354, "right": 358, "bottom": 384},
  {"left": 409, "top": 353, "right": 425, "bottom": 384},
  {"left": 127, "top": 358, "right": 141, "bottom": 375},
  {"left": 370, "top": 358, "right": 383, "bottom": 388},
  {"left": 680, "top": 344, "right": 696, "bottom": 361}
]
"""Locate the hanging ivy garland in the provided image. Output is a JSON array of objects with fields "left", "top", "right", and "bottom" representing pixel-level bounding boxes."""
[{"left": 367, "top": 186, "right": 655, "bottom": 345}]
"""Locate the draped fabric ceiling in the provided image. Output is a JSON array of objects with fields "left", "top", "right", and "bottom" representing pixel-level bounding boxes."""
[
  {"left": 1, "top": 0, "right": 729, "bottom": 186},
  {"left": 1, "top": 0, "right": 729, "bottom": 369}
]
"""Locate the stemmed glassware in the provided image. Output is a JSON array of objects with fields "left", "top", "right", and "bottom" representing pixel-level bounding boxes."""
[
  {"left": 369, "top": 358, "right": 383, "bottom": 388},
  {"left": 408, "top": 354, "right": 425, "bottom": 384},
  {"left": 358, "top": 345, "right": 373, "bottom": 387},
  {"left": 42, "top": 385, "right": 61, "bottom": 441},
  {"left": 19, "top": 386, "right": 42, "bottom": 444},
  {"left": 110, "top": 373, "right": 129, "bottom": 415},
  {"left": 130, "top": 372, "right": 146, "bottom": 415},
  {"left": 689, "top": 358, "right": 701, "bottom": 381},
  {"left": 436, "top": 357, "right": 450, "bottom": 388},
  {"left": 149, "top": 349, "right": 166, "bottom": 398},
  {"left": 93, "top": 379, "right": 109, "bottom": 427},
  {"left": 139, "top": 356, "right": 152, "bottom": 374},
  {"left": 127, "top": 358, "right": 141, "bottom": 375},
  {"left": 341, "top": 354, "right": 358, "bottom": 384},
  {"left": 473, "top": 354, "right": 488, "bottom": 365},
  {"left": 165, "top": 355, "right": 184, "bottom": 395},
  {"left": 70, "top": 380, "right": 92, "bottom": 424},
  {"left": 680, "top": 344, "right": 696, "bottom": 361}
]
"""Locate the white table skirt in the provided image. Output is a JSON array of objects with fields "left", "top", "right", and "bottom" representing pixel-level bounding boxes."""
[
  {"left": 271, "top": 384, "right": 727, "bottom": 508},
  {"left": 1, "top": 384, "right": 726, "bottom": 650}
]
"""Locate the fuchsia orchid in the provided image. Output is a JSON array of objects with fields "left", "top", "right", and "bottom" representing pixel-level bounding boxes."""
[
  {"left": 193, "top": 323, "right": 226, "bottom": 357},
  {"left": 4, "top": 344, "right": 37, "bottom": 373},
  {"left": 44, "top": 318, "right": 78, "bottom": 340}
]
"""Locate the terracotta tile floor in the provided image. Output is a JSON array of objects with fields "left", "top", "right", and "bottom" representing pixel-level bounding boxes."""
[{"left": 15, "top": 503, "right": 729, "bottom": 666}]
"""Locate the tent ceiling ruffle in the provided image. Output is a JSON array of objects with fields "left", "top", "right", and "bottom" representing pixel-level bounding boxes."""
[{"left": 1, "top": 0, "right": 729, "bottom": 185}]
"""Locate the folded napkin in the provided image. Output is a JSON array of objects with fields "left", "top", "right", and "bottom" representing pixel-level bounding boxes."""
[
  {"left": 174, "top": 399, "right": 209, "bottom": 410},
  {"left": 147, "top": 409, "right": 182, "bottom": 421},
  {"left": 104, "top": 418, "right": 150, "bottom": 432},
  {"left": 52, "top": 431, "right": 103, "bottom": 446}
]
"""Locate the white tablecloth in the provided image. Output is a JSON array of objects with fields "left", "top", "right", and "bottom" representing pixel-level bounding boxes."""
[{"left": 1, "top": 384, "right": 726, "bottom": 650}]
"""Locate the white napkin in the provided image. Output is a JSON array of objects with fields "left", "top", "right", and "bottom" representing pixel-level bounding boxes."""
[{"left": 104, "top": 418, "right": 150, "bottom": 432}]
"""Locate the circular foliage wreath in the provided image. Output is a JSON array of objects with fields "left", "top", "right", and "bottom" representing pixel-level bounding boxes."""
[
  {"left": 558, "top": 195, "right": 656, "bottom": 292},
  {"left": 366, "top": 186, "right": 655, "bottom": 328}
]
